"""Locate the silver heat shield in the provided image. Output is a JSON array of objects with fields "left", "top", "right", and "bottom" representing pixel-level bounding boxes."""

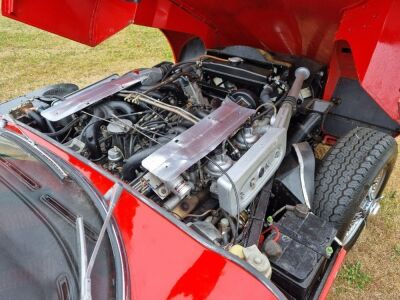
[
  {"left": 41, "top": 72, "right": 141, "bottom": 122},
  {"left": 142, "top": 100, "right": 254, "bottom": 183}
]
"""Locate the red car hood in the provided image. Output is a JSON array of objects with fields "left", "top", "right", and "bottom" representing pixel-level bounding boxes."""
[{"left": 2, "top": 0, "right": 400, "bottom": 121}]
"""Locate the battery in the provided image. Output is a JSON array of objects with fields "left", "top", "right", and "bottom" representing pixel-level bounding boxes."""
[{"left": 267, "top": 210, "right": 337, "bottom": 299}]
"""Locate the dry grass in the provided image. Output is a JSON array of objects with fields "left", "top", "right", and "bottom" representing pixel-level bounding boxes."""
[
  {"left": 0, "top": 14, "right": 399, "bottom": 300},
  {"left": 328, "top": 145, "right": 400, "bottom": 299},
  {"left": 0, "top": 16, "right": 172, "bottom": 101}
]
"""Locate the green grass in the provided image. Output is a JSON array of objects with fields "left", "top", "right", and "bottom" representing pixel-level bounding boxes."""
[
  {"left": 393, "top": 244, "right": 400, "bottom": 257},
  {"left": 1, "top": 13, "right": 399, "bottom": 300},
  {"left": 339, "top": 261, "right": 371, "bottom": 290},
  {"left": 0, "top": 17, "right": 172, "bottom": 101}
]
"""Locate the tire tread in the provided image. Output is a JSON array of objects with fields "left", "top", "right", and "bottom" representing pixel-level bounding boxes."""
[{"left": 313, "top": 127, "right": 397, "bottom": 237}]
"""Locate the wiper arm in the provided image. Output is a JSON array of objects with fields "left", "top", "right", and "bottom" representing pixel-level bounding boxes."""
[
  {"left": 1, "top": 114, "right": 35, "bottom": 145},
  {"left": 76, "top": 182, "right": 123, "bottom": 300},
  {"left": 1, "top": 114, "right": 68, "bottom": 180},
  {"left": 76, "top": 216, "right": 88, "bottom": 300}
]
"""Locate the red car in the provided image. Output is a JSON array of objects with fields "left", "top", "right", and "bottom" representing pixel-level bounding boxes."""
[{"left": 1, "top": 0, "right": 399, "bottom": 299}]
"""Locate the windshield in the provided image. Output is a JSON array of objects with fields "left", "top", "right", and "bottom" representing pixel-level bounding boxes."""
[{"left": 0, "top": 134, "right": 117, "bottom": 300}]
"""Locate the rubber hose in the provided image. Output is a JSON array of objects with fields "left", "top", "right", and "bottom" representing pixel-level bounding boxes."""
[
  {"left": 159, "top": 83, "right": 185, "bottom": 99},
  {"left": 81, "top": 107, "right": 106, "bottom": 159},
  {"left": 45, "top": 118, "right": 80, "bottom": 137},
  {"left": 27, "top": 111, "right": 47, "bottom": 131},
  {"left": 260, "top": 85, "right": 273, "bottom": 104},
  {"left": 168, "top": 126, "right": 187, "bottom": 135},
  {"left": 104, "top": 100, "right": 137, "bottom": 123},
  {"left": 122, "top": 134, "right": 177, "bottom": 180},
  {"left": 156, "top": 134, "right": 176, "bottom": 144},
  {"left": 45, "top": 119, "right": 56, "bottom": 133},
  {"left": 192, "top": 108, "right": 209, "bottom": 119},
  {"left": 137, "top": 86, "right": 164, "bottom": 99},
  {"left": 122, "top": 145, "right": 162, "bottom": 180},
  {"left": 180, "top": 120, "right": 194, "bottom": 128},
  {"left": 221, "top": 209, "right": 237, "bottom": 244}
]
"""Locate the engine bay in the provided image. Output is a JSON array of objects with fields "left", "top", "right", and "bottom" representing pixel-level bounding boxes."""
[{"left": 11, "top": 50, "right": 340, "bottom": 299}]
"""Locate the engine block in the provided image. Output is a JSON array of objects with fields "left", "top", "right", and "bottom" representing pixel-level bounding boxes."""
[{"left": 217, "top": 126, "right": 286, "bottom": 215}]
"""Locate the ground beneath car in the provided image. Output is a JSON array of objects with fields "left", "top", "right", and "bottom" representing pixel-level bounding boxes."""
[{"left": 0, "top": 13, "right": 398, "bottom": 299}]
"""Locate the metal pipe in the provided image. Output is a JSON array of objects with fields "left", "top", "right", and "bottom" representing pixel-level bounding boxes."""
[
  {"left": 163, "top": 195, "right": 182, "bottom": 211},
  {"left": 288, "top": 67, "right": 310, "bottom": 98},
  {"left": 274, "top": 67, "right": 310, "bottom": 130},
  {"left": 273, "top": 102, "right": 293, "bottom": 129},
  {"left": 124, "top": 93, "right": 200, "bottom": 124}
]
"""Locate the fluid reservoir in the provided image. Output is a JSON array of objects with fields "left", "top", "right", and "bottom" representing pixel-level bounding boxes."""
[
  {"left": 243, "top": 245, "right": 272, "bottom": 279},
  {"left": 229, "top": 244, "right": 272, "bottom": 279}
]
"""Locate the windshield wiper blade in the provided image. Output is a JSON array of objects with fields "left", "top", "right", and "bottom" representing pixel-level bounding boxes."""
[{"left": 76, "top": 182, "right": 123, "bottom": 300}]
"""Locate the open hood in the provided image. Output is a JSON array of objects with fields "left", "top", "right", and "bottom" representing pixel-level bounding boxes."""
[
  {"left": 2, "top": 0, "right": 400, "bottom": 121},
  {"left": 0, "top": 0, "right": 374, "bottom": 63}
]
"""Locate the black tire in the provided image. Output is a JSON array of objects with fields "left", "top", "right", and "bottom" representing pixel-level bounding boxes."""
[{"left": 313, "top": 127, "right": 397, "bottom": 249}]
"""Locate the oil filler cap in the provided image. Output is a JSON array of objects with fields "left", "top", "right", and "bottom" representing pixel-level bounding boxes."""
[
  {"left": 228, "top": 57, "right": 244, "bottom": 65},
  {"left": 294, "top": 204, "right": 309, "bottom": 218}
]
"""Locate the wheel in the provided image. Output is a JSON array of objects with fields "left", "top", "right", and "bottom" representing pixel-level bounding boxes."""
[{"left": 313, "top": 127, "right": 397, "bottom": 250}]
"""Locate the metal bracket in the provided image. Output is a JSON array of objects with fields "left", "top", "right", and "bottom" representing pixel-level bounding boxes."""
[
  {"left": 243, "top": 180, "right": 273, "bottom": 247},
  {"left": 292, "top": 142, "right": 315, "bottom": 208}
]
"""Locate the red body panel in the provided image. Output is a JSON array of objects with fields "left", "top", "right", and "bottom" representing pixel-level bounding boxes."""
[
  {"left": 318, "top": 248, "right": 347, "bottom": 300},
  {"left": 328, "top": 0, "right": 400, "bottom": 122},
  {"left": 1, "top": 0, "right": 137, "bottom": 46},
  {"left": 2, "top": 0, "right": 400, "bottom": 121},
  {"left": 6, "top": 123, "right": 280, "bottom": 299}
]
